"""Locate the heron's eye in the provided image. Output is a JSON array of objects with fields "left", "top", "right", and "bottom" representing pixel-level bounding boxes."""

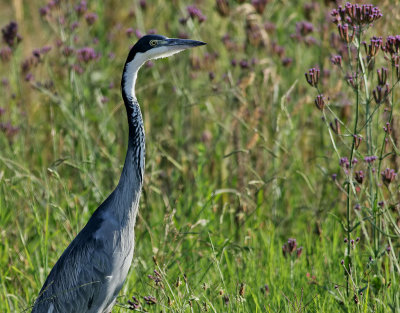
[{"left": 149, "top": 40, "right": 158, "bottom": 47}]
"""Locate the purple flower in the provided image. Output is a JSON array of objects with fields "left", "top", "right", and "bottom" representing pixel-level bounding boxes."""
[
  {"left": 178, "top": 32, "right": 189, "bottom": 39},
  {"left": 74, "top": 0, "right": 87, "bottom": 16},
  {"left": 364, "top": 155, "right": 378, "bottom": 163},
  {"left": 70, "top": 21, "right": 79, "bottom": 31},
  {"left": 62, "top": 46, "right": 74, "bottom": 57},
  {"left": 331, "top": 55, "right": 342, "bottom": 67},
  {"left": 41, "top": 45, "right": 52, "bottom": 54},
  {"left": 0, "top": 46, "right": 12, "bottom": 62},
  {"left": 331, "top": 3, "right": 382, "bottom": 26},
  {"left": 355, "top": 171, "right": 364, "bottom": 184},
  {"left": 264, "top": 21, "right": 276, "bottom": 33},
  {"left": 272, "top": 42, "right": 285, "bottom": 57},
  {"left": 25, "top": 73, "right": 34, "bottom": 82},
  {"left": 383, "top": 122, "right": 392, "bottom": 134},
  {"left": 179, "top": 17, "right": 188, "bottom": 25},
  {"left": 187, "top": 5, "right": 206, "bottom": 23},
  {"left": 314, "top": 94, "right": 325, "bottom": 111},
  {"left": 72, "top": 64, "right": 84, "bottom": 74},
  {"left": 251, "top": 0, "right": 268, "bottom": 14},
  {"left": 239, "top": 59, "right": 249, "bottom": 69},
  {"left": 295, "top": 21, "right": 314, "bottom": 37},
  {"left": 32, "top": 49, "right": 41, "bottom": 59},
  {"left": 296, "top": 246, "right": 303, "bottom": 258},
  {"left": 135, "top": 29, "right": 143, "bottom": 39},
  {"left": 76, "top": 47, "right": 99, "bottom": 63},
  {"left": 305, "top": 68, "right": 320, "bottom": 87},
  {"left": 382, "top": 35, "right": 400, "bottom": 56},
  {"left": 381, "top": 168, "right": 396, "bottom": 186},
  {"left": 143, "top": 295, "right": 157, "bottom": 305},
  {"left": 282, "top": 57, "right": 292, "bottom": 67},
  {"left": 1, "top": 21, "right": 21, "bottom": 48},
  {"left": 39, "top": 6, "right": 50, "bottom": 17},
  {"left": 282, "top": 238, "right": 298, "bottom": 258},
  {"left": 339, "top": 157, "right": 349, "bottom": 168},
  {"left": 0, "top": 121, "right": 19, "bottom": 140},
  {"left": 363, "top": 36, "right": 382, "bottom": 58},
  {"left": 126, "top": 28, "right": 134, "bottom": 37},
  {"left": 139, "top": 0, "right": 147, "bottom": 9},
  {"left": 377, "top": 67, "right": 388, "bottom": 86},
  {"left": 209, "top": 71, "right": 215, "bottom": 81},
  {"left": 128, "top": 296, "right": 141, "bottom": 310},
  {"left": 337, "top": 23, "right": 356, "bottom": 43},
  {"left": 85, "top": 12, "right": 98, "bottom": 25}
]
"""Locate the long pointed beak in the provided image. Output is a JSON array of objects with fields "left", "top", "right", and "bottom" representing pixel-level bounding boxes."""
[{"left": 164, "top": 38, "right": 206, "bottom": 49}]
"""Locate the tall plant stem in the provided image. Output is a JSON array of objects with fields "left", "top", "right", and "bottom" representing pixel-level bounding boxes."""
[
  {"left": 375, "top": 64, "right": 396, "bottom": 255},
  {"left": 345, "top": 31, "right": 363, "bottom": 297},
  {"left": 357, "top": 38, "right": 377, "bottom": 255}
]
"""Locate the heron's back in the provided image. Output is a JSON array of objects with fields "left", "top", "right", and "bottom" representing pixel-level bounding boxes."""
[{"left": 31, "top": 193, "right": 137, "bottom": 313}]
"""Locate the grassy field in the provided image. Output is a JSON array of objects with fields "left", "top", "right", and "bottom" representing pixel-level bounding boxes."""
[{"left": 1, "top": 0, "right": 400, "bottom": 312}]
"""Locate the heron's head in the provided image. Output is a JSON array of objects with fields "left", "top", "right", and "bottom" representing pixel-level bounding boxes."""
[
  {"left": 126, "top": 34, "right": 206, "bottom": 64},
  {"left": 122, "top": 35, "right": 206, "bottom": 99}
]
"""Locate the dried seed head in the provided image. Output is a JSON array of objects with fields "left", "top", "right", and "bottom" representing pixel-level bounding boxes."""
[
  {"left": 314, "top": 94, "right": 326, "bottom": 111},
  {"left": 239, "top": 283, "right": 245, "bottom": 296},
  {"left": 331, "top": 3, "right": 382, "bottom": 27},
  {"left": 296, "top": 246, "right": 303, "bottom": 258},
  {"left": 382, "top": 35, "right": 400, "bottom": 57},
  {"left": 354, "top": 134, "right": 362, "bottom": 149},
  {"left": 364, "top": 155, "right": 378, "bottom": 164},
  {"left": 143, "top": 295, "right": 157, "bottom": 305},
  {"left": 377, "top": 67, "right": 388, "bottom": 86},
  {"left": 364, "top": 36, "right": 383, "bottom": 58},
  {"left": 337, "top": 23, "right": 356, "bottom": 43},
  {"left": 381, "top": 168, "right": 396, "bottom": 186},
  {"left": 331, "top": 55, "right": 342, "bottom": 67},
  {"left": 383, "top": 122, "right": 392, "bottom": 134},
  {"left": 339, "top": 157, "right": 350, "bottom": 168},
  {"left": 223, "top": 295, "right": 229, "bottom": 305},
  {"left": 355, "top": 170, "right": 364, "bottom": 184},
  {"left": 330, "top": 118, "right": 341, "bottom": 135},
  {"left": 305, "top": 68, "right": 320, "bottom": 87}
]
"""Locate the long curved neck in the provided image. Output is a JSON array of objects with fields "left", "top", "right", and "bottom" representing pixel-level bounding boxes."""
[{"left": 113, "top": 57, "right": 146, "bottom": 221}]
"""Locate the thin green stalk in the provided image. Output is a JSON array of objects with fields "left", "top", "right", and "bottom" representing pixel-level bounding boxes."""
[
  {"left": 345, "top": 30, "right": 363, "bottom": 297},
  {"left": 375, "top": 63, "right": 396, "bottom": 256}
]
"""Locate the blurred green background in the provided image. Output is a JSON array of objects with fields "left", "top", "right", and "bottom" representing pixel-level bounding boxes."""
[{"left": 0, "top": 0, "right": 399, "bottom": 312}]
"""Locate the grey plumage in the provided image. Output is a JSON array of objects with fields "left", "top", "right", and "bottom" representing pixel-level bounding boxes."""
[{"left": 31, "top": 35, "right": 205, "bottom": 313}]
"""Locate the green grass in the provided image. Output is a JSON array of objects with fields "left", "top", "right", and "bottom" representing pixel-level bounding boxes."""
[{"left": 0, "top": 0, "right": 399, "bottom": 312}]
